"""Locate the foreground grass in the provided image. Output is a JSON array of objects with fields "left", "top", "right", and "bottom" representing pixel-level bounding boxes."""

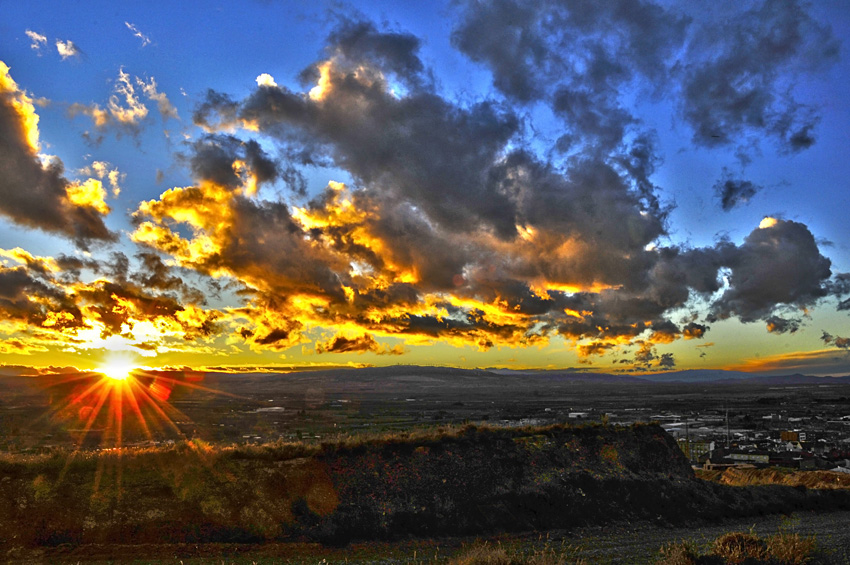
[
  {"left": 657, "top": 530, "right": 819, "bottom": 565},
  {"left": 696, "top": 467, "right": 850, "bottom": 490},
  {"left": 447, "top": 540, "right": 587, "bottom": 565},
  {"left": 3, "top": 421, "right": 850, "bottom": 556}
]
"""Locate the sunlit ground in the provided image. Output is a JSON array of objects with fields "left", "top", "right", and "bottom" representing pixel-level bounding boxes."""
[{"left": 32, "top": 358, "right": 238, "bottom": 500}]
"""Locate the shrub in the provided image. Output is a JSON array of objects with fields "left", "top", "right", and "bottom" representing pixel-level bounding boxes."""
[
  {"left": 711, "top": 531, "right": 769, "bottom": 563},
  {"left": 656, "top": 541, "right": 699, "bottom": 565},
  {"left": 450, "top": 543, "right": 512, "bottom": 565},
  {"left": 656, "top": 530, "right": 818, "bottom": 565},
  {"left": 766, "top": 531, "right": 817, "bottom": 565}
]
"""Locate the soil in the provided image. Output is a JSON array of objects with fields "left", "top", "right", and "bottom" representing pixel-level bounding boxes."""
[{"left": 8, "top": 510, "right": 850, "bottom": 564}]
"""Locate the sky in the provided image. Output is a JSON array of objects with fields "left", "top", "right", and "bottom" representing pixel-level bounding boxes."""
[{"left": 1, "top": 0, "right": 850, "bottom": 377}]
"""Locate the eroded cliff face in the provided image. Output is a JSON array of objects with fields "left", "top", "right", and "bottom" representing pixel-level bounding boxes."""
[
  {"left": 312, "top": 423, "right": 696, "bottom": 541},
  {"left": 1, "top": 423, "right": 848, "bottom": 548}
]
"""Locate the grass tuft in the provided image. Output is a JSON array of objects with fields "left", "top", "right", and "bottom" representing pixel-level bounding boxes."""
[{"left": 656, "top": 530, "right": 818, "bottom": 565}]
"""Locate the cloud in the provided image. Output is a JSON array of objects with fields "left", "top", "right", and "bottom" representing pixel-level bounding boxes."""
[
  {"left": 709, "top": 219, "right": 833, "bottom": 327},
  {"left": 69, "top": 68, "right": 177, "bottom": 136},
  {"left": 77, "top": 161, "right": 124, "bottom": 196},
  {"left": 6, "top": 11, "right": 842, "bottom": 366},
  {"left": 0, "top": 62, "right": 115, "bottom": 246},
  {"left": 714, "top": 171, "right": 762, "bottom": 211},
  {"left": 682, "top": 322, "right": 709, "bottom": 339},
  {"left": 315, "top": 333, "right": 404, "bottom": 355},
  {"left": 680, "top": 0, "right": 839, "bottom": 152},
  {"left": 146, "top": 16, "right": 846, "bottom": 361},
  {"left": 55, "top": 38, "right": 82, "bottom": 60},
  {"left": 822, "top": 331, "right": 850, "bottom": 351},
  {"left": 727, "top": 349, "right": 850, "bottom": 375},
  {"left": 125, "top": 22, "right": 152, "bottom": 47},
  {"left": 256, "top": 73, "right": 277, "bottom": 88},
  {"left": 184, "top": 133, "right": 279, "bottom": 192},
  {"left": 25, "top": 30, "right": 47, "bottom": 53},
  {"left": 452, "top": 0, "right": 689, "bottom": 152},
  {"left": 138, "top": 76, "right": 178, "bottom": 121},
  {"left": 765, "top": 315, "right": 801, "bottom": 334},
  {"left": 453, "top": 0, "right": 837, "bottom": 156},
  {"left": 0, "top": 247, "right": 223, "bottom": 357},
  {"left": 657, "top": 352, "right": 675, "bottom": 369}
]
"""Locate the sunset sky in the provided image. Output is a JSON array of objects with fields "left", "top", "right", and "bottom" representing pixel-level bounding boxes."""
[{"left": 1, "top": 0, "right": 849, "bottom": 376}]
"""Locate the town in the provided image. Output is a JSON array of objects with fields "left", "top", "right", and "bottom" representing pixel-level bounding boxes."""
[{"left": 4, "top": 369, "right": 850, "bottom": 478}]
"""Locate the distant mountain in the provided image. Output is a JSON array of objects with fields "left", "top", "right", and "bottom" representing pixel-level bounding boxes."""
[
  {"left": 635, "top": 369, "right": 759, "bottom": 383},
  {"left": 634, "top": 370, "right": 850, "bottom": 384},
  {"left": 485, "top": 369, "right": 647, "bottom": 384},
  {"left": 718, "top": 373, "right": 850, "bottom": 385}
]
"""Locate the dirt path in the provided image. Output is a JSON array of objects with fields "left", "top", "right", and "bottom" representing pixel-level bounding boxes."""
[
  {"left": 542, "top": 510, "right": 850, "bottom": 563},
  {"left": 8, "top": 510, "right": 850, "bottom": 564}
]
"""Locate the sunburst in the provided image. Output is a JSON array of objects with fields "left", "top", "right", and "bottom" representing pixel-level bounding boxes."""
[{"left": 98, "top": 355, "right": 137, "bottom": 381}]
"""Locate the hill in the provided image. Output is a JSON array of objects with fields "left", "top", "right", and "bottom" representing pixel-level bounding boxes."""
[{"left": 3, "top": 422, "right": 850, "bottom": 551}]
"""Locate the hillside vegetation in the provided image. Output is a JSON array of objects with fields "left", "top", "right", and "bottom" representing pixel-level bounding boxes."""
[
  {"left": 2, "top": 423, "right": 850, "bottom": 550},
  {"left": 697, "top": 467, "right": 850, "bottom": 490}
]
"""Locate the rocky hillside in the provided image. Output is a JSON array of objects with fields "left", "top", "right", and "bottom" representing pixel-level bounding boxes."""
[{"left": 2, "top": 423, "right": 849, "bottom": 549}]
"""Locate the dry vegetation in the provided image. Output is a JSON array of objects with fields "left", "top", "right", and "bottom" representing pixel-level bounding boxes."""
[
  {"left": 657, "top": 530, "right": 818, "bottom": 565},
  {"left": 697, "top": 467, "right": 850, "bottom": 490},
  {"left": 447, "top": 541, "right": 588, "bottom": 565},
  {"left": 2, "top": 421, "right": 850, "bottom": 560}
]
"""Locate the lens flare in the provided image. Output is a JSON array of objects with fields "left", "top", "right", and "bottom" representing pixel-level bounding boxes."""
[{"left": 99, "top": 358, "right": 136, "bottom": 381}]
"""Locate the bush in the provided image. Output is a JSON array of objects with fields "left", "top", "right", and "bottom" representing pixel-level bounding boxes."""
[
  {"left": 450, "top": 543, "right": 512, "bottom": 565},
  {"left": 711, "top": 532, "right": 769, "bottom": 563},
  {"left": 766, "top": 531, "right": 817, "bottom": 565},
  {"left": 656, "top": 530, "right": 818, "bottom": 565},
  {"left": 656, "top": 541, "right": 699, "bottom": 565}
]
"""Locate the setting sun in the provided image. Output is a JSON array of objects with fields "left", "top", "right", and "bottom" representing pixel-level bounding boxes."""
[{"left": 98, "top": 357, "right": 137, "bottom": 381}]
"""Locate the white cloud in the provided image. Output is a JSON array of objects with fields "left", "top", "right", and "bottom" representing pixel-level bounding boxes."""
[
  {"left": 138, "top": 76, "right": 178, "bottom": 121},
  {"left": 108, "top": 68, "right": 148, "bottom": 125},
  {"left": 55, "top": 38, "right": 82, "bottom": 60},
  {"left": 25, "top": 30, "right": 47, "bottom": 53},
  {"left": 125, "top": 22, "right": 151, "bottom": 47},
  {"left": 256, "top": 73, "right": 278, "bottom": 87}
]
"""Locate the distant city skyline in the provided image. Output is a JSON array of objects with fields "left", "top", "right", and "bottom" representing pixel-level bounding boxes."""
[{"left": 1, "top": 0, "right": 849, "bottom": 376}]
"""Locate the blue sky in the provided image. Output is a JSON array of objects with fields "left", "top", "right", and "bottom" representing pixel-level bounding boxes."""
[{"left": 1, "top": 0, "right": 849, "bottom": 376}]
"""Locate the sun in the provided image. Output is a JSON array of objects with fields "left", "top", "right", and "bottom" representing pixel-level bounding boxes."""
[{"left": 98, "top": 356, "right": 137, "bottom": 381}]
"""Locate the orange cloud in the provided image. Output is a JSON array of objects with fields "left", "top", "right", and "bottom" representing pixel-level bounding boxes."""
[
  {"left": 726, "top": 349, "right": 850, "bottom": 375},
  {"left": 0, "top": 62, "right": 114, "bottom": 245}
]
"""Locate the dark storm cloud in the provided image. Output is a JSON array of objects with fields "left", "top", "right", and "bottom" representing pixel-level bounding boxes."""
[
  {"left": 152, "top": 14, "right": 846, "bottom": 358},
  {"left": 132, "top": 252, "right": 207, "bottom": 305},
  {"left": 452, "top": 0, "right": 688, "bottom": 103},
  {"left": 236, "top": 86, "right": 521, "bottom": 239},
  {"left": 186, "top": 134, "right": 279, "bottom": 189},
  {"left": 822, "top": 331, "right": 850, "bottom": 351},
  {"left": 765, "top": 316, "right": 801, "bottom": 334},
  {"left": 714, "top": 171, "right": 762, "bottom": 211},
  {"left": 194, "top": 90, "right": 241, "bottom": 131},
  {"left": 0, "top": 266, "right": 82, "bottom": 329},
  {"left": 453, "top": 0, "right": 837, "bottom": 155},
  {"left": 657, "top": 352, "right": 675, "bottom": 369},
  {"left": 452, "top": 0, "right": 689, "bottom": 151},
  {"left": 826, "top": 273, "right": 850, "bottom": 311},
  {"left": 0, "top": 65, "right": 115, "bottom": 247},
  {"left": 680, "top": 0, "right": 839, "bottom": 151},
  {"left": 320, "top": 18, "right": 427, "bottom": 89},
  {"left": 315, "top": 333, "right": 403, "bottom": 355},
  {"left": 682, "top": 322, "right": 708, "bottom": 339},
  {"left": 709, "top": 219, "right": 832, "bottom": 325}
]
